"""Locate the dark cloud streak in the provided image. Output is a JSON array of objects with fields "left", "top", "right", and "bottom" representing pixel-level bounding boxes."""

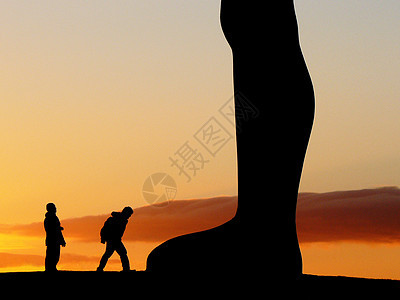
[
  {"left": 3, "top": 196, "right": 238, "bottom": 243},
  {"left": 4, "top": 188, "right": 400, "bottom": 246},
  {"left": 297, "top": 186, "right": 400, "bottom": 244}
]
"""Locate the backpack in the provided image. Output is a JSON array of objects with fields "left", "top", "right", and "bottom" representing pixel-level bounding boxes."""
[{"left": 100, "top": 216, "right": 115, "bottom": 243}]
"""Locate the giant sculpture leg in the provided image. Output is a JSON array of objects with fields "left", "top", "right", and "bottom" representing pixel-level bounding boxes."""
[{"left": 146, "top": 1, "right": 314, "bottom": 282}]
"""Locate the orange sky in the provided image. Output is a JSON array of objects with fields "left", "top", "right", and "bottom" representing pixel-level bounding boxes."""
[
  {"left": 2, "top": 189, "right": 400, "bottom": 279},
  {"left": 0, "top": 196, "right": 237, "bottom": 272},
  {"left": 1, "top": 0, "right": 400, "bottom": 280}
]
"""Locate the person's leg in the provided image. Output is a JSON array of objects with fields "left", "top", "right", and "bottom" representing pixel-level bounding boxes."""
[
  {"left": 115, "top": 241, "right": 130, "bottom": 271},
  {"left": 45, "top": 246, "right": 52, "bottom": 271},
  {"left": 146, "top": 1, "right": 314, "bottom": 283},
  {"left": 45, "top": 245, "right": 58, "bottom": 271},
  {"left": 97, "top": 242, "right": 115, "bottom": 271},
  {"left": 54, "top": 245, "right": 61, "bottom": 270}
]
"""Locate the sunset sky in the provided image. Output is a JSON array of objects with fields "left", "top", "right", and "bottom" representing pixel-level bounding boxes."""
[{"left": 1, "top": 1, "right": 400, "bottom": 279}]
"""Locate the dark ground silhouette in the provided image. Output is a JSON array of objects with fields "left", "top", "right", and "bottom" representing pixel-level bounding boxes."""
[
  {"left": 146, "top": 1, "right": 315, "bottom": 283},
  {"left": 0, "top": 271, "right": 399, "bottom": 297}
]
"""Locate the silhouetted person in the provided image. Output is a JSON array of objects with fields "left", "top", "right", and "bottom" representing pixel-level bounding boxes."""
[
  {"left": 97, "top": 206, "right": 134, "bottom": 272},
  {"left": 44, "top": 203, "right": 66, "bottom": 272},
  {"left": 146, "top": 1, "right": 314, "bottom": 283}
]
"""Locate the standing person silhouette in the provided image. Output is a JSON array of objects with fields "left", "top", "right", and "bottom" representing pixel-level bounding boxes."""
[
  {"left": 97, "top": 206, "right": 134, "bottom": 272},
  {"left": 44, "top": 203, "right": 66, "bottom": 272}
]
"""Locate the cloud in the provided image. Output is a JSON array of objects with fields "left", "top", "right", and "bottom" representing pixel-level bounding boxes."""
[
  {"left": 4, "top": 187, "right": 400, "bottom": 246},
  {"left": 297, "top": 186, "right": 400, "bottom": 244},
  {"left": 0, "top": 253, "right": 43, "bottom": 268},
  {"left": 3, "top": 196, "right": 238, "bottom": 244}
]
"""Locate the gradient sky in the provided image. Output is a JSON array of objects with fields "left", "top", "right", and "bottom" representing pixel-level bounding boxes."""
[
  {"left": 1, "top": 0, "right": 235, "bottom": 223},
  {"left": 1, "top": 0, "right": 400, "bottom": 278},
  {"left": 296, "top": 0, "right": 400, "bottom": 192}
]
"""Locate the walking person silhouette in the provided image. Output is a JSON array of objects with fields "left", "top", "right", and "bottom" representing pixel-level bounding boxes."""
[
  {"left": 97, "top": 206, "right": 134, "bottom": 272},
  {"left": 44, "top": 203, "right": 66, "bottom": 272}
]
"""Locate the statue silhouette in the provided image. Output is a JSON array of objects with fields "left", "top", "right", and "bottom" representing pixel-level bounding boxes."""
[
  {"left": 97, "top": 207, "right": 134, "bottom": 272},
  {"left": 44, "top": 203, "right": 66, "bottom": 272},
  {"left": 146, "top": 1, "right": 314, "bottom": 281}
]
